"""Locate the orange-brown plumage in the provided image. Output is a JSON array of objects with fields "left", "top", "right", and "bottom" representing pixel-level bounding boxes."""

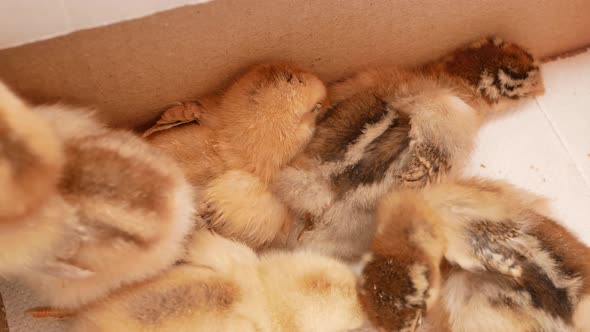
[{"left": 146, "top": 63, "right": 328, "bottom": 248}]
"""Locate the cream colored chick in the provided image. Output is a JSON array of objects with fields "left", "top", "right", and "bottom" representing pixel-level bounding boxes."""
[
  {"left": 145, "top": 63, "right": 328, "bottom": 248},
  {"left": 273, "top": 36, "right": 545, "bottom": 262},
  {"left": 258, "top": 250, "right": 366, "bottom": 331},
  {"left": 71, "top": 230, "right": 268, "bottom": 331},
  {"left": 0, "top": 82, "right": 66, "bottom": 276},
  {"left": 71, "top": 230, "right": 368, "bottom": 332},
  {"left": 0, "top": 82, "right": 195, "bottom": 312},
  {"left": 359, "top": 178, "right": 590, "bottom": 332}
]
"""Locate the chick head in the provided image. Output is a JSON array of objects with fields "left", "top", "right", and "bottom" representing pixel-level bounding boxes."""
[{"left": 445, "top": 36, "right": 544, "bottom": 104}]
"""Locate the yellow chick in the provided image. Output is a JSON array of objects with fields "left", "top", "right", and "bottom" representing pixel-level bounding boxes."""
[
  {"left": 360, "top": 178, "right": 590, "bottom": 332},
  {"left": 0, "top": 81, "right": 195, "bottom": 313},
  {"left": 70, "top": 230, "right": 368, "bottom": 332},
  {"left": 145, "top": 63, "right": 328, "bottom": 248},
  {"left": 273, "top": 36, "right": 545, "bottom": 262},
  {"left": 71, "top": 230, "right": 267, "bottom": 331}
]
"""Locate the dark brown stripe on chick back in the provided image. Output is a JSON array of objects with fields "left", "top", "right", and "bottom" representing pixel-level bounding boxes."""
[
  {"left": 470, "top": 219, "right": 520, "bottom": 243},
  {"left": 331, "top": 110, "right": 410, "bottom": 197},
  {"left": 59, "top": 136, "right": 172, "bottom": 216},
  {"left": 479, "top": 260, "right": 574, "bottom": 322},
  {"left": 79, "top": 216, "right": 150, "bottom": 247},
  {"left": 130, "top": 278, "right": 240, "bottom": 325},
  {"left": 468, "top": 218, "right": 576, "bottom": 321},
  {"left": 304, "top": 94, "right": 391, "bottom": 162},
  {"left": 526, "top": 213, "right": 589, "bottom": 289},
  {"left": 519, "top": 262, "right": 573, "bottom": 320},
  {"left": 527, "top": 211, "right": 590, "bottom": 296}
]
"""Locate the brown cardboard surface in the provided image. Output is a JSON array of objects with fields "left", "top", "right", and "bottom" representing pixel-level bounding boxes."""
[
  {"left": 0, "top": 293, "right": 8, "bottom": 332},
  {"left": 0, "top": 0, "right": 589, "bottom": 128}
]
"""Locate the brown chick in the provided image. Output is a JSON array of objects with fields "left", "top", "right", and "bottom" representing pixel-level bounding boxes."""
[
  {"left": 273, "top": 36, "right": 544, "bottom": 262},
  {"left": 359, "top": 178, "right": 590, "bottom": 332},
  {"left": 0, "top": 82, "right": 196, "bottom": 312},
  {"left": 0, "top": 82, "right": 66, "bottom": 276},
  {"left": 145, "top": 63, "right": 328, "bottom": 248},
  {"left": 70, "top": 230, "right": 368, "bottom": 332},
  {"left": 329, "top": 36, "right": 544, "bottom": 110}
]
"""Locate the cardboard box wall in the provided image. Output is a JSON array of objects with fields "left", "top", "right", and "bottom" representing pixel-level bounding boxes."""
[{"left": 0, "top": 0, "right": 589, "bottom": 130}]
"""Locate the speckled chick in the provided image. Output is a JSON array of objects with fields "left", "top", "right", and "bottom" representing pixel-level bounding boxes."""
[
  {"left": 0, "top": 82, "right": 196, "bottom": 311},
  {"left": 145, "top": 63, "right": 328, "bottom": 248},
  {"left": 273, "top": 36, "right": 544, "bottom": 262},
  {"left": 359, "top": 178, "right": 590, "bottom": 332},
  {"left": 71, "top": 230, "right": 368, "bottom": 332}
]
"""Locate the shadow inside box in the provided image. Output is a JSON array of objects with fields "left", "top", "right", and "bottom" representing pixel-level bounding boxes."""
[{"left": 0, "top": 293, "right": 7, "bottom": 332}]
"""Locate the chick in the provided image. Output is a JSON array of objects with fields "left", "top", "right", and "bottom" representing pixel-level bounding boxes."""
[
  {"left": 360, "top": 178, "right": 590, "bottom": 332},
  {"left": 357, "top": 191, "right": 443, "bottom": 332},
  {"left": 71, "top": 230, "right": 268, "bottom": 332},
  {"left": 145, "top": 63, "right": 328, "bottom": 248},
  {"left": 0, "top": 82, "right": 196, "bottom": 311},
  {"left": 71, "top": 230, "right": 368, "bottom": 332},
  {"left": 273, "top": 36, "right": 544, "bottom": 261},
  {"left": 258, "top": 250, "right": 366, "bottom": 331},
  {"left": 0, "top": 82, "right": 68, "bottom": 276},
  {"left": 328, "top": 36, "right": 544, "bottom": 109}
]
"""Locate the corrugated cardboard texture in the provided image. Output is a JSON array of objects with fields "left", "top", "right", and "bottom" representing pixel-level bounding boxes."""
[{"left": 0, "top": 0, "right": 589, "bottom": 129}]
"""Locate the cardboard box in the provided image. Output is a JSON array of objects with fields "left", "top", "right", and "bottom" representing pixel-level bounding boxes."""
[{"left": 0, "top": 0, "right": 589, "bottom": 129}]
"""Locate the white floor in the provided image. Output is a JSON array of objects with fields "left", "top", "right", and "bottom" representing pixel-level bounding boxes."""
[
  {"left": 1, "top": 51, "right": 590, "bottom": 332},
  {"left": 465, "top": 50, "right": 590, "bottom": 246}
]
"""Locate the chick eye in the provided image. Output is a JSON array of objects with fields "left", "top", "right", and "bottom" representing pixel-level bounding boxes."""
[
  {"left": 500, "top": 66, "right": 529, "bottom": 80},
  {"left": 311, "top": 103, "right": 322, "bottom": 113}
]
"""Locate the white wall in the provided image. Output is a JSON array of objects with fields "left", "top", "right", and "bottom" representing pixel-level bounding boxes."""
[{"left": 0, "top": 0, "right": 211, "bottom": 49}]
